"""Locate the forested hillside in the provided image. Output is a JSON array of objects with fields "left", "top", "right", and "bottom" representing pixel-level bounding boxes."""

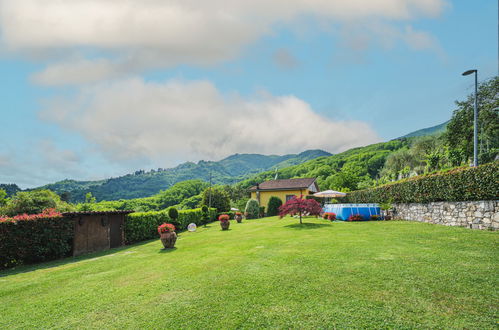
[{"left": 34, "top": 150, "right": 331, "bottom": 202}]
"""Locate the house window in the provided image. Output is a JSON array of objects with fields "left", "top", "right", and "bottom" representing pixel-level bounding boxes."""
[{"left": 286, "top": 195, "right": 295, "bottom": 202}]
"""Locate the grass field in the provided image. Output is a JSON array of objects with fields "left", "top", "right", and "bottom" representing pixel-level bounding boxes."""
[{"left": 1, "top": 218, "right": 497, "bottom": 329}]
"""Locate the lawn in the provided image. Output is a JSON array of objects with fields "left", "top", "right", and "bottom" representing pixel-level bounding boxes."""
[{"left": 1, "top": 218, "right": 497, "bottom": 329}]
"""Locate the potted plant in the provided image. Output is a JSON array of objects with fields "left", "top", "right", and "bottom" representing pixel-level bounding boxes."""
[
  {"left": 234, "top": 212, "right": 243, "bottom": 223},
  {"left": 158, "top": 223, "right": 177, "bottom": 249},
  {"left": 219, "top": 214, "right": 230, "bottom": 230}
]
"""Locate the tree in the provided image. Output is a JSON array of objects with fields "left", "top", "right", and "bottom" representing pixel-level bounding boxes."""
[
  {"left": 446, "top": 76, "right": 498, "bottom": 164},
  {"left": 278, "top": 196, "right": 322, "bottom": 224},
  {"left": 245, "top": 199, "right": 260, "bottom": 219},
  {"left": 85, "top": 192, "right": 96, "bottom": 204},
  {"left": 201, "top": 186, "right": 230, "bottom": 213},
  {"left": 0, "top": 189, "right": 7, "bottom": 207},
  {"left": 2, "top": 190, "right": 74, "bottom": 216},
  {"left": 267, "top": 196, "right": 283, "bottom": 216}
]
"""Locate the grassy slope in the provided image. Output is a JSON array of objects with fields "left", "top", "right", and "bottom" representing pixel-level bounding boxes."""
[{"left": 1, "top": 218, "right": 497, "bottom": 329}]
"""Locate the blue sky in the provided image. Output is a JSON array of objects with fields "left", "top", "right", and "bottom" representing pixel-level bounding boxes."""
[{"left": 0, "top": 0, "right": 497, "bottom": 188}]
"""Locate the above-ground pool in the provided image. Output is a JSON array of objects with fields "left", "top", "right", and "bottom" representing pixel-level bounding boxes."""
[{"left": 323, "top": 203, "right": 381, "bottom": 221}]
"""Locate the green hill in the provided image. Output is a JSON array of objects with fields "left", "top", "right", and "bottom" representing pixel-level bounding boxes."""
[
  {"left": 35, "top": 150, "right": 331, "bottom": 202},
  {"left": 397, "top": 121, "right": 448, "bottom": 139},
  {"left": 237, "top": 140, "right": 408, "bottom": 192}
]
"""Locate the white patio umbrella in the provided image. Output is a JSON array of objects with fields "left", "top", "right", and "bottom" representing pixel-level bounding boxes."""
[{"left": 313, "top": 190, "right": 346, "bottom": 198}]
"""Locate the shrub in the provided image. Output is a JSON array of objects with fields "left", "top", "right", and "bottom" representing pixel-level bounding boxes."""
[
  {"left": 345, "top": 162, "right": 499, "bottom": 204},
  {"left": 168, "top": 207, "right": 179, "bottom": 221},
  {"left": 267, "top": 196, "right": 282, "bottom": 216},
  {"left": 125, "top": 207, "right": 217, "bottom": 244},
  {"left": 259, "top": 206, "right": 265, "bottom": 218},
  {"left": 370, "top": 215, "right": 381, "bottom": 220},
  {"left": 0, "top": 212, "right": 74, "bottom": 269},
  {"left": 245, "top": 199, "right": 260, "bottom": 219},
  {"left": 348, "top": 214, "right": 363, "bottom": 221},
  {"left": 323, "top": 212, "right": 336, "bottom": 221}
]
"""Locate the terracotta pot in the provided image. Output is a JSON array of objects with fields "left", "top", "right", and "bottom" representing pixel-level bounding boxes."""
[
  {"left": 235, "top": 214, "right": 242, "bottom": 223},
  {"left": 220, "top": 220, "right": 230, "bottom": 230},
  {"left": 160, "top": 231, "right": 177, "bottom": 249}
]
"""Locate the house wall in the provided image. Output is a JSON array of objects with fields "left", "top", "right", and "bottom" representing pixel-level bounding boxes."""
[{"left": 251, "top": 189, "right": 310, "bottom": 211}]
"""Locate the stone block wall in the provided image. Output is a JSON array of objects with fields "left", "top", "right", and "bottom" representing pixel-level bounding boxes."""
[{"left": 392, "top": 200, "right": 499, "bottom": 230}]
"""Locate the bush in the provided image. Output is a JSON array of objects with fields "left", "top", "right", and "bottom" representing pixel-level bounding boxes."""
[
  {"left": 245, "top": 199, "right": 260, "bottom": 219},
  {"left": 323, "top": 212, "right": 336, "bottom": 220},
  {"left": 267, "top": 196, "right": 282, "bottom": 216},
  {"left": 0, "top": 213, "right": 74, "bottom": 269},
  {"left": 168, "top": 207, "right": 179, "bottom": 220},
  {"left": 348, "top": 214, "right": 363, "bottom": 221},
  {"left": 345, "top": 162, "right": 499, "bottom": 204},
  {"left": 1, "top": 190, "right": 74, "bottom": 216},
  {"left": 125, "top": 207, "right": 217, "bottom": 244}
]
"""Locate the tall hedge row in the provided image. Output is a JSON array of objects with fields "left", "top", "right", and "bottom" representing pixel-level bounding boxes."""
[
  {"left": 344, "top": 162, "right": 499, "bottom": 204},
  {"left": 125, "top": 207, "right": 217, "bottom": 244},
  {"left": 0, "top": 217, "right": 74, "bottom": 269}
]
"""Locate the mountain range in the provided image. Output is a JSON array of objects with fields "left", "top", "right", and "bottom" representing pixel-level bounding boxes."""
[
  {"left": 34, "top": 149, "right": 331, "bottom": 202},
  {"left": 2, "top": 121, "right": 449, "bottom": 203}
]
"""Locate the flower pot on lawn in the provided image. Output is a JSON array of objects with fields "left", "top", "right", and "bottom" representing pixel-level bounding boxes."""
[
  {"left": 219, "top": 214, "right": 230, "bottom": 230},
  {"left": 158, "top": 223, "right": 177, "bottom": 249},
  {"left": 235, "top": 212, "right": 243, "bottom": 223}
]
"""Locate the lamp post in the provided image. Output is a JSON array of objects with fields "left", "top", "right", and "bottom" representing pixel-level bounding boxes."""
[{"left": 462, "top": 69, "right": 478, "bottom": 167}]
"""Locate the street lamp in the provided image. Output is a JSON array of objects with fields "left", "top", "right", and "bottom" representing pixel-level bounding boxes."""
[{"left": 462, "top": 69, "right": 478, "bottom": 167}]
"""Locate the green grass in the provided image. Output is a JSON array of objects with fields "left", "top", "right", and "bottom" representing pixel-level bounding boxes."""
[{"left": 1, "top": 218, "right": 498, "bottom": 329}]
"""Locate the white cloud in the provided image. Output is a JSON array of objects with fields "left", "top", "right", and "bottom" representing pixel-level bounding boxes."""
[
  {"left": 0, "top": 140, "right": 84, "bottom": 188},
  {"left": 0, "top": 0, "right": 448, "bottom": 85},
  {"left": 40, "top": 78, "right": 380, "bottom": 164}
]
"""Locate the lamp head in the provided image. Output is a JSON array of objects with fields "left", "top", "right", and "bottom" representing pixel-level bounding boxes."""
[{"left": 462, "top": 69, "right": 477, "bottom": 76}]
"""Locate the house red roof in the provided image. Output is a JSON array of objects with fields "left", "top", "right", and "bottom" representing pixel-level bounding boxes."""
[{"left": 249, "top": 178, "right": 317, "bottom": 191}]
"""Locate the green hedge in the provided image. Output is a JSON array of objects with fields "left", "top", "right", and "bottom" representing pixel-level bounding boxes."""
[
  {"left": 0, "top": 217, "right": 74, "bottom": 269},
  {"left": 344, "top": 162, "right": 499, "bottom": 204},
  {"left": 125, "top": 208, "right": 217, "bottom": 244}
]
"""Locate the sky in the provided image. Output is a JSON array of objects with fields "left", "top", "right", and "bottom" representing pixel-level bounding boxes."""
[{"left": 0, "top": 0, "right": 497, "bottom": 188}]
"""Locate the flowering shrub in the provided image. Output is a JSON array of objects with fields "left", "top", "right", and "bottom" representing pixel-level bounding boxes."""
[
  {"left": 323, "top": 212, "right": 336, "bottom": 221},
  {"left": 348, "top": 214, "right": 363, "bottom": 221},
  {"left": 158, "top": 223, "right": 176, "bottom": 234},
  {"left": 218, "top": 214, "right": 230, "bottom": 222},
  {"left": 235, "top": 212, "right": 242, "bottom": 216},
  {"left": 0, "top": 208, "right": 62, "bottom": 223},
  {"left": 370, "top": 214, "right": 381, "bottom": 220}
]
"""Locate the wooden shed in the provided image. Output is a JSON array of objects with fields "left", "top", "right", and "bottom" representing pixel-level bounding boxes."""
[{"left": 63, "top": 211, "right": 134, "bottom": 257}]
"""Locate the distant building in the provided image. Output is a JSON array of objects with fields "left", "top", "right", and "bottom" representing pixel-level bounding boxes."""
[{"left": 249, "top": 178, "right": 319, "bottom": 211}]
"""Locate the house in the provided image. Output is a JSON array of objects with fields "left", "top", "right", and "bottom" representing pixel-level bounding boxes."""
[{"left": 249, "top": 178, "right": 319, "bottom": 211}]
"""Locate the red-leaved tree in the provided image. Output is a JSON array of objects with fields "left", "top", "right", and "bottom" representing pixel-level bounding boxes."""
[{"left": 278, "top": 196, "right": 323, "bottom": 224}]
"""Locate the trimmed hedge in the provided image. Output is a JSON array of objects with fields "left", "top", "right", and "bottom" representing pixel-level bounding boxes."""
[
  {"left": 0, "top": 217, "right": 74, "bottom": 269},
  {"left": 345, "top": 162, "right": 499, "bottom": 204},
  {"left": 125, "top": 207, "right": 217, "bottom": 244}
]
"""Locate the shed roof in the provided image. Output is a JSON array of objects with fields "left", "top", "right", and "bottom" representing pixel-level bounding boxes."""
[
  {"left": 249, "top": 178, "right": 317, "bottom": 191},
  {"left": 62, "top": 210, "right": 134, "bottom": 216}
]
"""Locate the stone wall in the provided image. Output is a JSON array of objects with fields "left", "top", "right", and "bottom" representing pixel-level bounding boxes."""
[{"left": 392, "top": 200, "right": 499, "bottom": 230}]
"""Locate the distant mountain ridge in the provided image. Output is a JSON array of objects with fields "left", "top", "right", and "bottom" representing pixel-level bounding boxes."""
[
  {"left": 397, "top": 121, "right": 449, "bottom": 139},
  {"left": 35, "top": 149, "right": 332, "bottom": 202}
]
